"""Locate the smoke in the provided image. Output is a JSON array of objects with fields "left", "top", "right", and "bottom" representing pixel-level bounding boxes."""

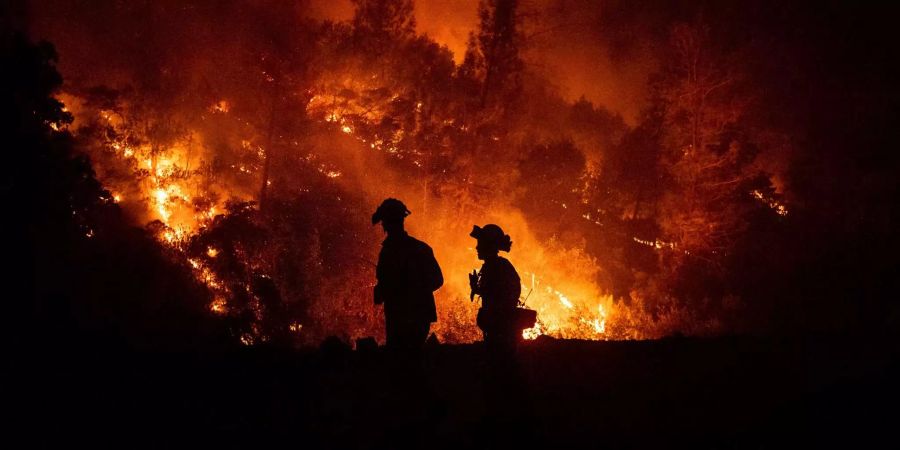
[
  {"left": 25, "top": 1, "right": 659, "bottom": 123},
  {"left": 301, "top": 0, "right": 654, "bottom": 123}
]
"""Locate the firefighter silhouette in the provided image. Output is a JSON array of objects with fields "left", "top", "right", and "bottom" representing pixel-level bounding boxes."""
[
  {"left": 469, "top": 224, "right": 521, "bottom": 354},
  {"left": 372, "top": 198, "right": 443, "bottom": 351}
]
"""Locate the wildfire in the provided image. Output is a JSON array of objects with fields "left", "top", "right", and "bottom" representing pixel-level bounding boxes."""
[
  {"left": 210, "top": 298, "right": 228, "bottom": 314},
  {"left": 504, "top": 268, "right": 614, "bottom": 341},
  {"left": 751, "top": 190, "right": 788, "bottom": 216},
  {"left": 633, "top": 237, "right": 677, "bottom": 250},
  {"left": 161, "top": 228, "right": 189, "bottom": 244},
  {"left": 57, "top": 85, "right": 639, "bottom": 345},
  {"left": 210, "top": 100, "right": 230, "bottom": 113},
  {"left": 554, "top": 289, "right": 575, "bottom": 309},
  {"left": 52, "top": 27, "right": 647, "bottom": 346},
  {"left": 583, "top": 304, "right": 608, "bottom": 334},
  {"left": 522, "top": 322, "right": 542, "bottom": 340}
]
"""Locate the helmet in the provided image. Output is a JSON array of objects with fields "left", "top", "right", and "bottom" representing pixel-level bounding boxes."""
[
  {"left": 372, "top": 198, "right": 410, "bottom": 224},
  {"left": 470, "top": 224, "right": 513, "bottom": 252}
]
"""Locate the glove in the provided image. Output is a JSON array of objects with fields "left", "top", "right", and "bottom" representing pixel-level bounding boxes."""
[{"left": 469, "top": 270, "right": 479, "bottom": 301}]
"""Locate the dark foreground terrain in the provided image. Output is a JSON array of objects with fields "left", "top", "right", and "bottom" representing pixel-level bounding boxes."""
[{"left": 10, "top": 334, "right": 898, "bottom": 449}]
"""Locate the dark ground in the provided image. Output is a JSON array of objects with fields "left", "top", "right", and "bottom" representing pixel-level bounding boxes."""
[{"left": 10, "top": 334, "right": 898, "bottom": 449}]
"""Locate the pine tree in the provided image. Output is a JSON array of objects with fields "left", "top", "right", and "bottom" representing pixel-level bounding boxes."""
[
  {"left": 351, "top": 0, "right": 416, "bottom": 54},
  {"left": 463, "top": 0, "right": 523, "bottom": 110}
]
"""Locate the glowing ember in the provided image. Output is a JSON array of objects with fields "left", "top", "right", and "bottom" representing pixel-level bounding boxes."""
[
  {"left": 633, "top": 237, "right": 676, "bottom": 250},
  {"left": 210, "top": 100, "right": 230, "bottom": 113},
  {"left": 751, "top": 190, "right": 788, "bottom": 216},
  {"left": 522, "top": 323, "right": 542, "bottom": 340},
  {"left": 210, "top": 298, "right": 228, "bottom": 314}
]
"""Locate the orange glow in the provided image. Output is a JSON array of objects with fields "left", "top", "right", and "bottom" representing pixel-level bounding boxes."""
[
  {"left": 210, "top": 100, "right": 230, "bottom": 113},
  {"left": 522, "top": 323, "right": 542, "bottom": 340},
  {"left": 751, "top": 190, "right": 788, "bottom": 216},
  {"left": 210, "top": 298, "right": 228, "bottom": 314}
]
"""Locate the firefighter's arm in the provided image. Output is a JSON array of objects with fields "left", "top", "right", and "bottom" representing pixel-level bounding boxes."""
[
  {"left": 425, "top": 246, "right": 444, "bottom": 291},
  {"left": 374, "top": 253, "right": 385, "bottom": 305}
]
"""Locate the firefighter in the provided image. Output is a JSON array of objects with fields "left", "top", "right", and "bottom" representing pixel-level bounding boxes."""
[
  {"left": 469, "top": 224, "right": 521, "bottom": 354},
  {"left": 372, "top": 198, "right": 443, "bottom": 352}
]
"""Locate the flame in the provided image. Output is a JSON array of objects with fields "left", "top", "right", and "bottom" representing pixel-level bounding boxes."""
[
  {"left": 210, "top": 100, "right": 230, "bottom": 113},
  {"left": 554, "top": 289, "right": 574, "bottom": 309},
  {"left": 751, "top": 189, "right": 788, "bottom": 216},
  {"left": 633, "top": 237, "right": 676, "bottom": 250},
  {"left": 210, "top": 297, "right": 228, "bottom": 314},
  {"left": 522, "top": 322, "right": 542, "bottom": 340}
]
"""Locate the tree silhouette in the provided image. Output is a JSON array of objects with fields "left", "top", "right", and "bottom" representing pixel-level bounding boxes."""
[{"left": 2, "top": 32, "right": 223, "bottom": 351}]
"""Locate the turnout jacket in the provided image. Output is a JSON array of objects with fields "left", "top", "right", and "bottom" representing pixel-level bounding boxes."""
[
  {"left": 375, "top": 231, "right": 443, "bottom": 323},
  {"left": 475, "top": 256, "right": 521, "bottom": 333}
]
